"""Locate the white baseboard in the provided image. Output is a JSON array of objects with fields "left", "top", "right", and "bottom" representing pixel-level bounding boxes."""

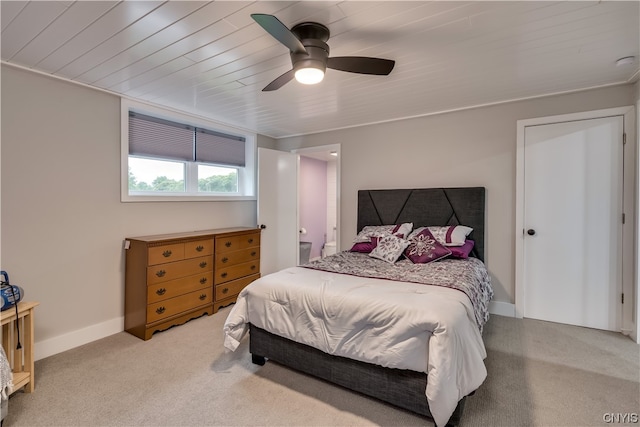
[
  {"left": 33, "top": 302, "right": 517, "bottom": 360},
  {"left": 34, "top": 316, "right": 124, "bottom": 361},
  {"left": 489, "top": 301, "right": 516, "bottom": 317}
]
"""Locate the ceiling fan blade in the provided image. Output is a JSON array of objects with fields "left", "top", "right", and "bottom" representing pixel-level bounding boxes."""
[
  {"left": 262, "top": 69, "right": 296, "bottom": 91},
  {"left": 327, "top": 57, "right": 395, "bottom": 75},
  {"left": 251, "top": 14, "right": 307, "bottom": 54}
]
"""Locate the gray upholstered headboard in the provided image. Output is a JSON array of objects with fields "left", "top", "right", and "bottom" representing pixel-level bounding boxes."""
[{"left": 357, "top": 187, "right": 486, "bottom": 261}]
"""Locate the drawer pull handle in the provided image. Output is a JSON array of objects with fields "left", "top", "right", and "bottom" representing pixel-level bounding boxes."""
[
  {"left": 156, "top": 306, "right": 165, "bottom": 315},
  {"left": 200, "top": 277, "right": 207, "bottom": 284},
  {"left": 248, "top": 238, "right": 254, "bottom": 244},
  {"left": 251, "top": 251, "right": 257, "bottom": 257},
  {"left": 156, "top": 270, "right": 166, "bottom": 277},
  {"left": 196, "top": 245, "right": 204, "bottom": 252},
  {"left": 251, "top": 265, "right": 256, "bottom": 270},
  {"left": 221, "top": 272, "right": 228, "bottom": 278},
  {"left": 156, "top": 288, "right": 166, "bottom": 296},
  {"left": 199, "top": 261, "right": 208, "bottom": 268},
  {"left": 225, "top": 241, "right": 232, "bottom": 247},
  {"left": 199, "top": 294, "right": 207, "bottom": 301},
  {"left": 162, "top": 250, "right": 172, "bottom": 258},
  {"left": 222, "top": 287, "right": 229, "bottom": 294},
  {"left": 222, "top": 257, "right": 228, "bottom": 263}
]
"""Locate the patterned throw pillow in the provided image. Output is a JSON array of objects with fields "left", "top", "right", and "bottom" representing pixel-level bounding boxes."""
[
  {"left": 369, "top": 235, "right": 411, "bottom": 264},
  {"left": 404, "top": 228, "right": 452, "bottom": 264}
]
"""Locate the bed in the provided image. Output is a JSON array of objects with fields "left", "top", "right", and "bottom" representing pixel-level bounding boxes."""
[{"left": 224, "top": 187, "right": 492, "bottom": 427}]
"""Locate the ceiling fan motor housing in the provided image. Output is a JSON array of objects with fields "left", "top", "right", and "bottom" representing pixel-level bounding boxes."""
[
  {"left": 291, "top": 22, "right": 330, "bottom": 42},
  {"left": 290, "top": 22, "right": 331, "bottom": 73},
  {"left": 291, "top": 39, "right": 329, "bottom": 73}
]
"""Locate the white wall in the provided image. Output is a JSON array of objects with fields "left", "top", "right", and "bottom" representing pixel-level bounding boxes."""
[
  {"left": 276, "top": 84, "right": 636, "bottom": 307},
  {"left": 0, "top": 65, "right": 269, "bottom": 359}
]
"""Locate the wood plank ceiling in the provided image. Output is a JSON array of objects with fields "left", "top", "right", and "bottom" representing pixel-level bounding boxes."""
[{"left": 2, "top": 1, "right": 638, "bottom": 138}]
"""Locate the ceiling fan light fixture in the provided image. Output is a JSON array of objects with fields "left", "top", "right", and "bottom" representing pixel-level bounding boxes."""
[
  {"left": 292, "top": 45, "right": 328, "bottom": 85},
  {"left": 295, "top": 67, "right": 325, "bottom": 84}
]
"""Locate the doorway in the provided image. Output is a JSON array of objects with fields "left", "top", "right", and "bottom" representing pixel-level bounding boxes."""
[
  {"left": 295, "top": 145, "right": 340, "bottom": 264},
  {"left": 515, "top": 106, "right": 635, "bottom": 334}
]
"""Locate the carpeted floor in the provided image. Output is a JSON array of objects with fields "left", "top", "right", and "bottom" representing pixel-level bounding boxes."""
[{"left": 2, "top": 306, "right": 639, "bottom": 426}]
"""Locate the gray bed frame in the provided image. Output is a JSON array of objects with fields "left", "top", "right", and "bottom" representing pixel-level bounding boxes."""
[{"left": 249, "top": 187, "right": 486, "bottom": 427}]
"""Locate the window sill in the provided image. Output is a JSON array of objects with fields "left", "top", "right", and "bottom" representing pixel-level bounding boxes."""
[{"left": 121, "top": 195, "right": 257, "bottom": 203}]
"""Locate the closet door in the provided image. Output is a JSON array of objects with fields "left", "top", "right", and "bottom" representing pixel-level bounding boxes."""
[{"left": 522, "top": 115, "right": 624, "bottom": 331}]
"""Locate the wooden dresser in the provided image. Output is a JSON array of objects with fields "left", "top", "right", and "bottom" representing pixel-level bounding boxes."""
[{"left": 125, "top": 227, "right": 260, "bottom": 340}]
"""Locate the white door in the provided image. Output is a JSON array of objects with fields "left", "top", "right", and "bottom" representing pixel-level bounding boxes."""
[
  {"left": 522, "top": 116, "right": 624, "bottom": 331},
  {"left": 257, "top": 148, "right": 298, "bottom": 275}
]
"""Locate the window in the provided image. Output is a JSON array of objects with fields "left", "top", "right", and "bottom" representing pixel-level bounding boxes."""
[{"left": 121, "top": 100, "right": 255, "bottom": 201}]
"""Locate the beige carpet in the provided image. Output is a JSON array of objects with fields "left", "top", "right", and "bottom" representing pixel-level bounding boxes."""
[{"left": 3, "top": 306, "right": 639, "bottom": 426}]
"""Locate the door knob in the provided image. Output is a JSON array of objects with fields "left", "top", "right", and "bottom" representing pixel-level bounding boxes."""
[
  {"left": 259, "top": 224, "right": 267, "bottom": 229},
  {"left": 527, "top": 229, "right": 536, "bottom": 236}
]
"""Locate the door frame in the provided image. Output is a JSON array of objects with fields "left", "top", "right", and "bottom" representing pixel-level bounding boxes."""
[
  {"left": 292, "top": 144, "right": 341, "bottom": 255},
  {"left": 515, "top": 106, "right": 636, "bottom": 338}
]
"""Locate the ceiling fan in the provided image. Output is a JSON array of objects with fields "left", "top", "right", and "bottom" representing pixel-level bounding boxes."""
[{"left": 251, "top": 14, "right": 395, "bottom": 91}]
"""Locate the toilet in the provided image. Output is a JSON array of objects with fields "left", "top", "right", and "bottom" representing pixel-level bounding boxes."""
[{"left": 322, "top": 241, "right": 337, "bottom": 258}]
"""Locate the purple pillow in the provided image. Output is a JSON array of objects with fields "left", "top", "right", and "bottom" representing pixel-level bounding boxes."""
[
  {"left": 449, "top": 240, "right": 475, "bottom": 259},
  {"left": 350, "top": 236, "right": 380, "bottom": 253},
  {"left": 404, "top": 228, "right": 451, "bottom": 264}
]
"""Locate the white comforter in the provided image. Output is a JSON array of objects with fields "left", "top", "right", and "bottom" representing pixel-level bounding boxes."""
[{"left": 223, "top": 266, "right": 487, "bottom": 427}]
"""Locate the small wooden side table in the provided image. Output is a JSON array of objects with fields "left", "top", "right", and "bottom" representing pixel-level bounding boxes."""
[{"left": 1, "top": 301, "right": 39, "bottom": 394}]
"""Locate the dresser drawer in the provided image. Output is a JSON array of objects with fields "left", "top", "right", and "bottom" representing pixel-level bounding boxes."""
[
  {"left": 147, "top": 256, "right": 212, "bottom": 285},
  {"left": 215, "top": 247, "right": 260, "bottom": 268},
  {"left": 148, "top": 243, "right": 185, "bottom": 266},
  {"left": 184, "top": 239, "right": 213, "bottom": 259},
  {"left": 215, "top": 260, "right": 259, "bottom": 285},
  {"left": 147, "top": 272, "right": 212, "bottom": 304},
  {"left": 147, "top": 288, "right": 212, "bottom": 323},
  {"left": 215, "top": 274, "right": 260, "bottom": 301},
  {"left": 215, "top": 233, "right": 260, "bottom": 254}
]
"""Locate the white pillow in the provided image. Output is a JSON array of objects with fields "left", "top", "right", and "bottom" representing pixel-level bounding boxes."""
[
  {"left": 409, "top": 225, "right": 473, "bottom": 247},
  {"left": 369, "top": 235, "right": 410, "bottom": 264},
  {"left": 353, "top": 222, "right": 413, "bottom": 243},
  {"left": 427, "top": 225, "right": 473, "bottom": 246}
]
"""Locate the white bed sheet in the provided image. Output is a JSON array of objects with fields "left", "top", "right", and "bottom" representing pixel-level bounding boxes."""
[{"left": 223, "top": 266, "right": 487, "bottom": 427}]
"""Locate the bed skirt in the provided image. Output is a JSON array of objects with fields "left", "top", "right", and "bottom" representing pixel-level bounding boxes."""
[{"left": 249, "top": 324, "right": 467, "bottom": 426}]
